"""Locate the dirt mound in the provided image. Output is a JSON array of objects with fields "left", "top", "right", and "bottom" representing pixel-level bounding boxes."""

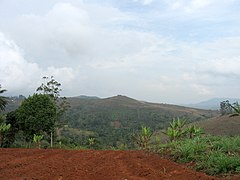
[{"left": 0, "top": 148, "right": 235, "bottom": 180}]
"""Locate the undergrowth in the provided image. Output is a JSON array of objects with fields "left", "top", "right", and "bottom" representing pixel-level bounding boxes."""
[{"left": 156, "top": 135, "right": 240, "bottom": 176}]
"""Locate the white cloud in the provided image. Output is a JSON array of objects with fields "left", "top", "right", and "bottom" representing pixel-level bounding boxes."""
[
  {"left": 0, "top": 32, "right": 75, "bottom": 95},
  {"left": 133, "top": 0, "right": 154, "bottom": 5},
  {"left": 165, "top": 0, "right": 236, "bottom": 15},
  {"left": 1, "top": 1, "right": 240, "bottom": 103}
]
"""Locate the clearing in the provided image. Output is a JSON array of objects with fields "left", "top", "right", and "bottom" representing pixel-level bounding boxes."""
[{"left": 0, "top": 148, "right": 238, "bottom": 179}]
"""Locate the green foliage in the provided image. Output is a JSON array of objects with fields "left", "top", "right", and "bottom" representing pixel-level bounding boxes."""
[
  {"left": 133, "top": 126, "right": 152, "bottom": 149},
  {"left": 36, "top": 76, "right": 70, "bottom": 119},
  {"left": 88, "top": 137, "right": 95, "bottom": 146},
  {"left": 36, "top": 76, "right": 70, "bottom": 147},
  {"left": 36, "top": 76, "right": 62, "bottom": 101},
  {"left": 172, "top": 137, "right": 207, "bottom": 162},
  {"left": 16, "top": 94, "right": 56, "bottom": 142},
  {"left": 220, "top": 100, "right": 240, "bottom": 116},
  {"left": 0, "top": 123, "right": 11, "bottom": 132},
  {"left": 197, "top": 151, "right": 240, "bottom": 175},
  {"left": 158, "top": 135, "right": 240, "bottom": 176},
  {"left": 33, "top": 134, "right": 44, "bottom": 149},
  {"left": 2, "top": 110, "right": 19, "bottom": 147},
  {"left": 210, "top": 136, "right": 240, "bottom": 154},
  {"left": 0, "top": 85, "right": 7, "bottom": 111},
  {"left": 0, "top": 123, "right": 11, "bottom": 147},
  {"left": 163, "top": 118, "right": 204, "bottom": 142},
  {"left": 186, "top": 125, "right": 204, "bottom": 139},
  {"left": 163, "top": 118, "right": 187, "bottom": 141}
]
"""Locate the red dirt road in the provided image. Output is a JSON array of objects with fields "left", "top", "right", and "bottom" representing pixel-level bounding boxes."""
[{"left": 0, "top": 148, "right": 233, "bottom": 180}]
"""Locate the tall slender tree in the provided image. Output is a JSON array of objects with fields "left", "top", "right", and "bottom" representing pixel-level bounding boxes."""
[{"left": 36, "top": 76, "right": 70, "bottom": 147}]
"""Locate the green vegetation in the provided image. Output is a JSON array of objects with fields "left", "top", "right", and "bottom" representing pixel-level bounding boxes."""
[
  {"left": 162, "top": 118, "right": 204, "bottom": 141},
  {"left": 0, "top": 81, "right": 239, "bottom": 177},
  {"left": 33, "top": 134, "right": 44, "bottom": 149},
  {"left": 155, "top": 119, "right": 240, "bottom": 176},
  {"left": 133, "top": 126, "right": 152, "bottom": 149},
  {"left": 61, "top": 95, "right": 215, "bottom": 149},
  {"left": 220, "top": 100, "right": 240, "bottom": 116},
  {"left": 163, "top": 118, "right": 187, "bottom": 141},
  {"left": 16, "top": 94, "right": 56, "bottom": 142},
  {"left": 0, "top": 85, "right": 7, "bottom": 111},
  {"left": 36, "top": 76, "right": 70, "bottom": 147},
  {"left": 0, "top": 123, "right": 11, "bottom": 146}
]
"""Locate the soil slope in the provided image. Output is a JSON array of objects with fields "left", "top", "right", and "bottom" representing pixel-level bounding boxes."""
[
  {"left": 0, "top": 148, "right": 225, "bottom": 180},
  {"left": 195, "top": 115, "right": 240, "bottom": 136}
]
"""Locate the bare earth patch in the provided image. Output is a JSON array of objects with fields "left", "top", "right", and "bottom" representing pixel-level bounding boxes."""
[{"left": 0, "top": 148, "right": 238, "bottom": 180}]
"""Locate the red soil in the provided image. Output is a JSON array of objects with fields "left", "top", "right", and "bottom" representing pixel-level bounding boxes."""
[{"left": 0, "top": 148, "right": 237, "bottom": 180}]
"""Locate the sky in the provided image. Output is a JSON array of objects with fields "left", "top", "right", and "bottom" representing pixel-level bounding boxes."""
[{"left": 0, "top": 0, "right": 240, "bottom": 104}]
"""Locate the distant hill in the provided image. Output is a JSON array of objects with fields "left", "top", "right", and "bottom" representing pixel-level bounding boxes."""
[
  {"left": 194, "top": 115, "right": 240, "bottom": 136},
  {"left": 64, "top": 95, "right": 219, "bottom": 148},
  {"left": 74, "top": 95, "right": 100, "bottom": 100},
  {"left": 4, "top": 94, "right": 220, "bottom": 148},
  {"left": 184, "top": 98, "right": 240, "bottom": 110}
]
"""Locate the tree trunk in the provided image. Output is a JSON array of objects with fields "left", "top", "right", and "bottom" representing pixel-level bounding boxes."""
[{"left": 50, "top": 132, "right": 53, "bottom": 148}]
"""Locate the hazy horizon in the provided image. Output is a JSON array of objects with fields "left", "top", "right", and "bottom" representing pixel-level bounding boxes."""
[{"left": 1, "top": 0, "right": 240, "bottom": 104}]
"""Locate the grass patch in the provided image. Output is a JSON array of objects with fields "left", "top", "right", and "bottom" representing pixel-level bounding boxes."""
[{"left": 157, "top": 135, "right": 240, "bottom": 176}]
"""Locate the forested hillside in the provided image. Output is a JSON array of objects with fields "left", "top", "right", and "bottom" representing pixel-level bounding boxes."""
[
  {"left": 4, "top": 95, "right": 219, "bottom": 149},
  {"left": 61, "top": 95, "right": 218, "bottom": 148}
]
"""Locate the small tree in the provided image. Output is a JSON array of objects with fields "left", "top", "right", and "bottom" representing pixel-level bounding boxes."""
[{"left": 220, "top": 100, "right": 233, "bottom": 115}]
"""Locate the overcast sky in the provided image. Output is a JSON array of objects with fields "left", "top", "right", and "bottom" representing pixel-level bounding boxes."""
[{"left": 0, "top": 0, "right": 240, "bottom": 104}]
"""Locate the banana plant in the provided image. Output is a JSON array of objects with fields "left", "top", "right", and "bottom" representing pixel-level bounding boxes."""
[
  {"left": 163, "top": 118, "right": 187, "bottom": 142},
  {"left": 133, "top": 126, "right": 153, "bottom": 149},
  {"left": 187, "top": 125, "right": 204, "bottom": 139},
  {"left": 33, "top": 134, "right": 44, "bottom": 149},
  {"left": 88, "top": 137, "right": 95, "bottom": 147}
]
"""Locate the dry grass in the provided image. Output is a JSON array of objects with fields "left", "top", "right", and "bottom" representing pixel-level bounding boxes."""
[{"left": 194, "top": 115, "right": 240, "bottom": 136}]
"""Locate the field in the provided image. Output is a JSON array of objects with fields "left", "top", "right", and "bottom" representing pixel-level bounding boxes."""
[{"left": 0, "top": 148, "right": 225, "bottom": 180}]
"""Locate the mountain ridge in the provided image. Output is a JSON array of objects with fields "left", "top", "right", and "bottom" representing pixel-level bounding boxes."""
[{"left": 184, "top": 97, "right": 240, "bottom": 110}]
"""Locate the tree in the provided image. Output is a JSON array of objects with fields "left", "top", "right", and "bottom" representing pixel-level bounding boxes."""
[
  {"left": 36, "top": 76, "right": 62, "bottom": 101},
  {"left": 0, "top": 85, "right": 7, "bottom": 111},
  {"left": 220, "top": 100, "right": 233, "bottom": 115},
  {"left": 36, "top": 76, "right": 70, "bottom": 147},
  {"left": 16, "top": 94, "right": 56, "bottom": 142},
  {"left": 220, "top": 100, "right": 240, "bottom": 116}
]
